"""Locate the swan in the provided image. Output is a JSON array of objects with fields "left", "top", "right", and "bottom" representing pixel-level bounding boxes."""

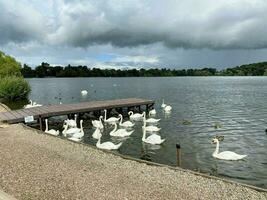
[
  {"left": 64, "top": 114, "right": 78, "bottom": 128},
  {"left": 164, "top": 105, "right": 172, "bottom": 112},
  {"left": 143, "top": 118, "right": 161, "bottom": 132},
  {"left": 143, "top": 112, "right": 160, "bottom": 124},
  {"left": 104, "top": 109, "right": 120, "bottom": 123},
  {"left": 109, "top": 123, "right": 134, "bottom": 137},
  {"left": 68, "top": 120, "right": 84, "bottom": 142},
  {"left": 92, "top": 127, "right": 102, "bottom": 139},
  {"left": 92, "top": 116, "right": 104, "bottom": 129},
  {"left": 142, "top": 127, "right": 165, "bottom": 145},
  {"left": 24, "top": 100, "right": 33, "bottom": 108},
  {"left": 212, "top": 136, "right": 247, "bottom": 160},
  {"left": 62, "top": 120, "right": 82, "bottom": 137},
  {"left": 161, "top": 99, "right": 166, "bottom": 108},
  {"left": 81, "top": 90, "right": 88, "bottom": 95},
  {"left": 128, "top": 111, "right": 145, "bottom": 121},
  {"left": 24, "top": 100, "right": 42, "bottom": 108},
  {"left": 118, "top": 114, "right": 135, "bottom": 128},
  {"left": 45, "top": 119, "right": 59, "bottom": 136},
  {"left": 149, "top": 109, "right": 156, "bottom": 116},
  {"left": 96, "top": 133, "right": 122, "bottom": 150}
]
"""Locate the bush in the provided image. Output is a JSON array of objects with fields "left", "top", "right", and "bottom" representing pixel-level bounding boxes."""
[{"left": 0, "top": 76, "right": 31, "bottom": 101}]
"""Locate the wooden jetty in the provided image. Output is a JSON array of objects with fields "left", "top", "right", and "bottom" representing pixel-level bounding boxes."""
[{"left": 0, "top": 98, "right": 154, "bottom": 129}]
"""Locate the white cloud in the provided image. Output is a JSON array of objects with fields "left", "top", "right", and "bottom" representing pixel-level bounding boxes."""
[{"left": 112, "top": 55, "right": 159, "bottom": 64}]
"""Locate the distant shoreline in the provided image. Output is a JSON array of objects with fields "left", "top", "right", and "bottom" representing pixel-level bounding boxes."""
[{"left": 22, "top": 61, "right": 267, "bottom": 78}]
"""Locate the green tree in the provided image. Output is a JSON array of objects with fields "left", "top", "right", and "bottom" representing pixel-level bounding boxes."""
[{"left": 0, "top": 51, "right": 21, "bottom": 77}]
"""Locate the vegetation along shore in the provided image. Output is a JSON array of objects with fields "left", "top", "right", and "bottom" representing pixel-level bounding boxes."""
[{"left": 21, "top": 61, "right": 267, "bottom": 77}]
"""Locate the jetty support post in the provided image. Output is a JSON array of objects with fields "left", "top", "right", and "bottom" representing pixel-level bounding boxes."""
[
  {"left": 176, "top": 144, "right": 181, "bottom": 167},
  {"left": 39, "top": 116, "right": 43, "bottom": 131}
]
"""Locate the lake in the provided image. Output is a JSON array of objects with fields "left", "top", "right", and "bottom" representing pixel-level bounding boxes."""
[{"left": 22, "top": 77, "right": 267, "bottom": 188}]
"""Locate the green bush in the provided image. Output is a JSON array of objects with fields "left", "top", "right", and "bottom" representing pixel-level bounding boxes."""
[{"left": 0, "top": 76, "right": 31, "bottom": 101}]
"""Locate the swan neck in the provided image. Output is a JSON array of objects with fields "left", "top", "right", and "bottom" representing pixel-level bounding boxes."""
[
  {"left": 104, "top": 110, "right": 107, "bottom": 120},
  {"left": 45, "top": 119, "right": 48, "bottom": 131},
  {"left": 120, "top": 115, "right": 122, "bottom": 124},
  {"left": 213, "top": 141, "right": 219, "bottom": 155},
  {"left": 80, "top": 121, "right": 83, "bottom": 131},
  {"left": 142, "top": 128, "right": 146, "bottom": 140}
]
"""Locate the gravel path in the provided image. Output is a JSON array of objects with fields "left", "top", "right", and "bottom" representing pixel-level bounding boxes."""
[{"left": 0, "top": 104, "right": 266, "bottom": 200}]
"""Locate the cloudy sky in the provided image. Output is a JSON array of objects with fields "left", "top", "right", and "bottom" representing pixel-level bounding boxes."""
[{"left": 1, "top": 0, "right": 267, "bottom": 69}]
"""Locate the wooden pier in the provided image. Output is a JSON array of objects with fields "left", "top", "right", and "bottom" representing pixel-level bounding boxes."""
[{"left": 0, "top": 98, "right": 154, "bottom": 129}]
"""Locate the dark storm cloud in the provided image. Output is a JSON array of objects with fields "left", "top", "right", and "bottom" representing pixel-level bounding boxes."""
[
  {"left": 49, "top": 0, "right": 267, "bottom": 49},
  {"left": 0, "top": 1, "right": 45, "bottom": 45}
]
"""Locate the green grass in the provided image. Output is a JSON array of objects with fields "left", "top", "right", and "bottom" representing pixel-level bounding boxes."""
[{"left": 0, "top": 76, "right": 31, "bottom": 101}]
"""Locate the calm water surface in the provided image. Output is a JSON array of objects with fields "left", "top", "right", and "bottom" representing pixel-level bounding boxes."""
[{"left": 25, "top": 77, "right": 267, "bottom": 188}]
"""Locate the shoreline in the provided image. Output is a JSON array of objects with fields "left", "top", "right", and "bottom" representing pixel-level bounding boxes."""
[{"left": 0, "top": 103, "right": 266, "bottom": 199}]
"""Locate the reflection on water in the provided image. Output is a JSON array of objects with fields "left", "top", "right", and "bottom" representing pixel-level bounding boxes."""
[{"left": 10, "top": 77, "right": 267, "bottom": 188}]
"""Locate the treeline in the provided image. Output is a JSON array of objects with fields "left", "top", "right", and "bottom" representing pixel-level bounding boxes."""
[{"left": 21, "top": 62, "right": 267, "bottom": 78}]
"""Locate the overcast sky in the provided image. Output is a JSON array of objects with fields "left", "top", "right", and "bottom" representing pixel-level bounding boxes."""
[{"left": 1, "top": 0, "right": 267, "bottom": 69}]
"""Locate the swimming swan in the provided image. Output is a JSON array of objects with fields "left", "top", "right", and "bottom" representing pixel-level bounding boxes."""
[
  {"left": 164, "top": 105, "right": 172, "bottom": 112},
  {"left": 143, "top": 112, "right": 160, "bottom": 124},
  {"left": 118, "top": 114, "right": 135, "bottom": 128},
  {"left": 62, "top": 120, "right": 82, "bottom": 137},
  {"left": 45, "top": 119, "right": 59, "bottom": 136},
  {"left": 149, "top": 109, "right": 156, "bottom": 116},
  {"left": 92, "top": 127, "right": 102, "bottom": 139},
  {"left": 92, "top": 116, "right": 104, "bottom": 129},
  {"left": 212, "top": 136, "right": 247, "bottom": 160},
  {"left": 143, "top": 118, "right": 161, "bottom": 132},
  {"left": 96, "top": 133, "right": 122, "bottom": 150},
  {"left": 104, "top": 109, "right": 120, "bottom": 123},
  {"left": 109, "top": 123, "right": 134, "bottom": 137},
  {"left": 64, "top": 114, "right": 78, "bottom": 128},
  {"left": 128, "top": 111, "right": 145, "bottom": 121},
  {"left": 68, "top": 120, "right": 84, "bottom": 142},
  {"left": 81, "top": 90, "right": 88, "bottom": 95},
  {"left": 24, "top": 100, "right": 42, "bottom": 108},
  {"left": 161, "top": 99, "right": 166, "bottom": 108},
  {"left": 142, "top": 127, "right": 165, "bottom": 145}
]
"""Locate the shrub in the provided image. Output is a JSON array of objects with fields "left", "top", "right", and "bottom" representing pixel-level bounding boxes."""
[{"left": 0, "top": 76, "right": 31, "bottom": 101}]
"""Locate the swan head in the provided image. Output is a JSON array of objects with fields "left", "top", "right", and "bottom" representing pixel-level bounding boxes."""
[
  {"left": 128, "top": 111, "right": 133, "bottom": 116},
  {"left": 212, "top": 136, "right": 224, "bottom": 144}
]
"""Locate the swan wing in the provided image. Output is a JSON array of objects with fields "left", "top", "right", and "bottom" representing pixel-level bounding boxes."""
[{"left": 217, "top": 151, "right": 247, "bottom": 160}]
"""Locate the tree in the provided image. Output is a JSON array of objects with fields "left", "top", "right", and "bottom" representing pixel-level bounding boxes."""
[{"left": 0, "top": 51, "right": 21, "bottom": 77}]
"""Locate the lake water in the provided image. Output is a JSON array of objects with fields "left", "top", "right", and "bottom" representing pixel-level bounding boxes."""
[{"left": 24, "top": 77, "right": 267, "bottom": 188}]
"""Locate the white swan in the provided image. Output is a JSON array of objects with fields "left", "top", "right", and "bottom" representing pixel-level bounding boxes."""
[
  {"left": 92, "top": 127, "right": 102, "bottom": 139},
  {"left": 68, "top": 120, "right": 84, "bottom": 142},
  {"left": 64, "top": 114, "right": 77, "bottom": 128},
  {"left": 142, "top": 127, "right": 165, "bottom": 145},
  {"left": 24, "top": 100, "right": 33, "bottom": 108},
  {"left": 143, "top": 112, "right": 160, "bottom": 124},
  {"left": 109, "top": 123, "right": 134, "bottom": 137},
  {"left": 24, "top": 100, "right": 42, "bottom": 108},
  {"left": 149, "top": 109, "right": 156, "bottom": 116},
  {"left": 143, "top": 118, "right": 161, "bottom": 132},
  {"left": 62, "top": 120, "right": 82, "bottom": 137},
  {"left": 118, "top": 114, "right": 135, "bottom": 128},
  {"left": 212, "top": 136, "right": 247, "bottom": 160},
  {"left": 92, "top": 116, "right": 104, "bottom": 129},
  {"left": 45, "top": 119, "right": 59, "bottom": 136},
  {"left": 128, "top": 111, "right": 145, "bottom": 121},
  {"left": 96, "top": 133, "right": 122, "bottom": 150},
  {"left": 81, "top": 90, "right": 88, "bottom": 95},
  {"left": 104, "top": 109, "right": 120, "bottom": 123},
  {"left": 161, "top": 99, "right": 166, "bottom": 108},
  {"left": 164, "top": 105, "right": 172, "bottom": 112}
]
